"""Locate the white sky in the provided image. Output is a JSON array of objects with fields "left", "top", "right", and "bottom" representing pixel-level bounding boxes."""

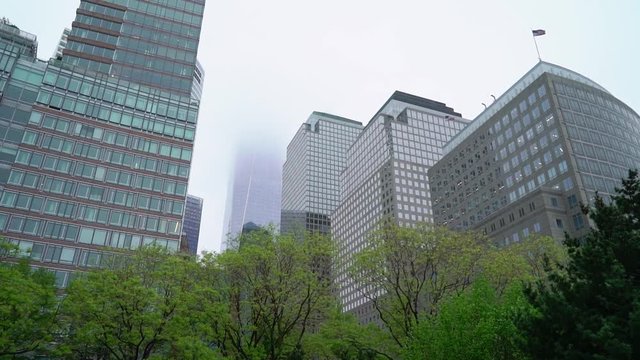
[{"left": 3, "top": 0, "right": 639, "bottom": 253}]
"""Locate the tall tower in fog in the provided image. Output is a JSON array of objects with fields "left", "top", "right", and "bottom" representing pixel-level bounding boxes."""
[{"left": 222, "top": 148, "right": 282, "bottom": 250}]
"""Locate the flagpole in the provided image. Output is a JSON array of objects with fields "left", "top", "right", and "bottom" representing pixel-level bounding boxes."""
[{"left": 532, "top": 33, "right": 541, "bottom": 62}]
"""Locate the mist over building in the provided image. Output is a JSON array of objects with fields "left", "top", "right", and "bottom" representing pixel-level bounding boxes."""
[{"left": 221, "top": 147, "right": 282, "bottom": 250}]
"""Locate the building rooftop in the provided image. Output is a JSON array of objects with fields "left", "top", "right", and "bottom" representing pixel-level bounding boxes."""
[
  {"left": 0, "top": 18, "right": 37, "bottom": 42},
  {"left": 443, "top": 61, "right": 609, "bottom": 154},
  {"left": 309, "top": 111, "right": 363, "bottom": 126},
  {"left": 372, "top": 90, "right": 462, "bottom": 120}
]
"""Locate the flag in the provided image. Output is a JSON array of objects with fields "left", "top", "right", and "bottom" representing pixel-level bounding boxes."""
[{"left": 532, "top": 29, "right": 546, "bottom": 36}]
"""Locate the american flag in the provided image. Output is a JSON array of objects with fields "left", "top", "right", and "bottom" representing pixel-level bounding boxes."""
[{"left": 532, "top": 29, "right": 546, "bottom": 36}]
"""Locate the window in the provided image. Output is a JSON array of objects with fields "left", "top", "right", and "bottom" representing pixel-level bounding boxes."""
[
  {"left": 555, "top": 218, "right": 564, "bottom": 228},
  {"left": 573, "top": 214, "right": 585, "bottom": 230},
  {"left": 559, "top": 161, "right": 568, "bottom": 174},
  {"left": 562, "top": 177, "right": 574, "bottom": 190}
]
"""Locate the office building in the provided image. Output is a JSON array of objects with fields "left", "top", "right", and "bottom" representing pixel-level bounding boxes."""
[
  {"left": 61, "top": 0, "right": 204, "bottom": 98},
  {"left": 429, "top": 61, "right": 640, "bottom": 244},
  {"left": 0, "top": 0, "right": 205, "bottom": 287},
  {"left": 53, "top": 28, "right": 70, "bottom": 60},
  {"left": 281, "top": 112, "right": 363, "bottom": 235},
  {"left": 222, "top": 148, "right": 281, "bottom": 249},
  {"left": 0, "top": 18, "right": 37, "bottom": 59},
  {"left": 332, "top": 91, "right": 469, "bottom": 322},
  {"left": 182, "top": 194, "right": 203, "bottom": 255}
]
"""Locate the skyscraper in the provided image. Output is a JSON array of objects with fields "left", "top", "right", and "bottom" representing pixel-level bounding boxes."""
[
  {"left": 0, "top": 0, "right": 205, "bottom": 287},
  {"left": 221, "top": 148, "right": 282, "bottom": 250},
  {"left": 281, "top": 112, "right": 363, "bottom": 235},
  {"left": 53, "top": 28, "right": 70, "bottom": 61},
  {"left": 182, "top": 194, "right": 203, "bottom": 255},
  {"left": 0, "top": 18, "right": 37, "bottom": 59},
  {"left": 429, "top": 61, "right": 640, "bottom": 244},
  {"left": 61, "top": 0, "right": 204, "bottom": 98},
  {"left": 332, "top": 91, "right": 469, "bottom": 323}
]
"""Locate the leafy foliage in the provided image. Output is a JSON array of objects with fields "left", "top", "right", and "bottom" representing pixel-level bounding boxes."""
[
  {"left": 349, "top": 223, "right": 564, "bottom": 349},
  {"left": 59, "top": 246, "right": 223, "bottom": 359},
  {"left": 523, "top": 170, "right": 640, "bottom": 359},
  {"left": 0, "top": 240, "right": 58, "bottom": 358},
  {"left": 304, "top": 310, "right": 397, "bottom": 360},
  {"left": 206, "top": 230, "right": 335, "bottom": 360},
  {"left": 404, "top": 279, "right": 532, "bottom": 360}
]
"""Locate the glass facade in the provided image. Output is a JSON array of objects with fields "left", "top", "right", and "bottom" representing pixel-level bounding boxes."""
[
  {"left": 222, "top": 149, "right": 282, "bottom": 250},
  {"left": 281, "top": 112, "right": 363, "bottom": 235},
  {"left": 62, "top": 0, "right": 205, "bottom": 98},
  {"left": 0, "top": 20, "right": 37, "bottom": 59},
  {"left": 0, "top": 0, "right": 205, "bottom": 286},
  {"left": 182, "top": 194, "right": 202, "bottom": 255},
  {"left": 332, "top": 92, "right": 469, "bottom": 322},
  {"left": 429, "top": 62, "right": 640, "bottom": 246}
]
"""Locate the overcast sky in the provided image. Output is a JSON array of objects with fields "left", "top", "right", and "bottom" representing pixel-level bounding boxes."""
[{"left": 3, "top": 0, "right": 639, "bottom": 253}]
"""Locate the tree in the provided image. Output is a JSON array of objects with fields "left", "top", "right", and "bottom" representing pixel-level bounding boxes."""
[
  {"left": 481, "top": 234, "right": 567, "bottom": 296},
  {"left": 0, "top": 240, "right": 59, "bottom": 358},
  {"left": 58, "top": 246, "right": 224, "bottom": 359},
  {"left": 349, "top": 224, "right": 492, "bottom": 348},
  {"left": 304, "top": 310, "right": 397, "bottom": 360},
  {"left": 523, "top": 170, "right": 640, "bottom": 359},
  {"left": 205, "top": 230, "right": 335, "bottom": 359},
  {"left": 404, "top": 279, "right": 532, "bottom": 360},
  {"left": 349, "top": 223, "right": 564, "bottom": 349}
]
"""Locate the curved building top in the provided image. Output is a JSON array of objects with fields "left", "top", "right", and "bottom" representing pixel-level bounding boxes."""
[{"left": 444, "top": 61, "right": 609, "bottom": 154}]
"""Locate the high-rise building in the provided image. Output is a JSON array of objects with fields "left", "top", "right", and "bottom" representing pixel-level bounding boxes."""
[
  {"left": 0, "top": 0, "right": 205, "bottom": 287},
  {"left": 429, "top": 61, "right": 640, "bottom": 245},
  {"left": 53, "top": 28, "right": 70, "bottom": 61},
  {"left": 221, "top": 148, "right": 282, "bottom": 249},
  {"left": 182, "top": 194, "right": 203, "bottom": 255},
  {"left": 332, "top": 91, "right": 469, "bottom": 323},
  {"left": 61, "top": 0, "right": 204, "bottom": 99},
  {"left": 0, "top": 18, "right": 37, "bottom": 59},
  {"left": 281, "top": 112, "right": 363, "bottom": 235}
]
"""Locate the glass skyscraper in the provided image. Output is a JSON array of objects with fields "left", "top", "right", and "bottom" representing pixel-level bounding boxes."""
[
  {"left": 62, "top": 0, "right": 204, "bottom": 98},
  {"left": 281, "top": 112, "right": 363, "bottom": 236},
  {"left": 222, "top": 148, "right": 282, "bottom": 250},
  {"left": 0, "top": 0, "right": 205, "bottom": 287},
  {"left": 430, "top": 61, "right": 640, "bottom": 245},
  {"left": 331, "top": 91, "right": 469, "bottom": 323},
  {"left": 182, "top": 194, "right": 203, "bottom": 255}
]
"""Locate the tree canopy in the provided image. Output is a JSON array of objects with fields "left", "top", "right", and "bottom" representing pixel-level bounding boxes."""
[
  {"left": 0, "top": 240, "right": 58, "bottom": 358},
  {"left": 523, "top": 170, "right": 640, "bottom": 359},
  {"left": 348, "top": 223, "right": 565, "bottom": 350}
]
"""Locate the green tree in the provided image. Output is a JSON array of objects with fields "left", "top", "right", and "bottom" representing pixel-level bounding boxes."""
[
  {"left": 349, "top": 224, "right": 495, "bottom": 348},
  {"left": 58, "top": 246, "right": 224, "bottom": 359},
  {"left": 523, "top": 170, "right": 640, "bottom": 359},
  {"left": 304, "top": 310, "right": 397, "bottom": 360},
  {"left": 481, "top": 234, "right": 567, "bottom": 296},
  {"left": 205, "top": 230, "right": 335, "bottom": 359},
  {"left": 0, "top": 240, "right": 58, "bottom": 358},
  {"left": 349, "top": 224, "right": 564, "bottom": 350},
  {"left": 404, "top": 279, "right": 532, "bottom": 360}
]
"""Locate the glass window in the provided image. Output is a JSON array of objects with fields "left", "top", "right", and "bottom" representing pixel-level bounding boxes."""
[
  {"left": 0, "top": 192, "right": 16, "bottom": 207},
  {"left": 79, "top": 228, "right": 94, "bottom": 244}
]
